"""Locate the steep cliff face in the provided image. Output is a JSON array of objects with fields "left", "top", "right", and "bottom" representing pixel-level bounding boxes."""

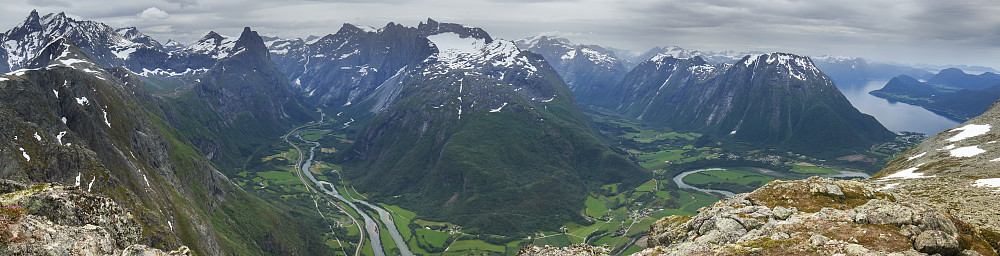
[{"left": 636, "top": 177, "right": 998, "bottom": 256}]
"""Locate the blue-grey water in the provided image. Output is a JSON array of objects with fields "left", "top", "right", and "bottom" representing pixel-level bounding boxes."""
[{"left": 839, "top": 80, "right": 960, "bottom": 136}]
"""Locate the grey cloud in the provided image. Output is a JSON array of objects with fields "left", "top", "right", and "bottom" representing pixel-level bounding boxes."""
[
  {"left": 26, "top": 0, "right": 72, "bottom": 7},
  {"left": 163, "top": 0, "right": 199, "bottom": 7}
]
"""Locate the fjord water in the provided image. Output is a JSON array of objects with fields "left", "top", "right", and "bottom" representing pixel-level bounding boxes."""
[{"left": 839, "top": 80, "right": 960, "bottom": 136}]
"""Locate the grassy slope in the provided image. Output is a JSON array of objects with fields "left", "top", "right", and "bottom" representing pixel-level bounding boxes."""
[{"left": 145, "top": 104, "right": 330, "bottom": 255}]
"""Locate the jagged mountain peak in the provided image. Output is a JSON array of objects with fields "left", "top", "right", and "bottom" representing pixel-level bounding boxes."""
[
  {"left": 39, "top": 11, "right": 71, "bottom": 26},
  {"left": 115, "top": 26, "right": 163, "bottom": 50},
  {"left": 741, "top": 52, "right": 813, "bottom": 66},
  {"left": 193, "top": 31, "right": 227, "bottom": 47},
  {"left": 513, "top": 33, "right": 630, "bottom": 106},
  {"left": 23, "top": 9, "right": 41, "bottom": 26},
  {"left": 163, "top": 39, "right": 185, "bottom": 51},
  {"left": 418, "top": 18, "right": 493, "bottom": 43},
  {"left": 636, "top": 46, "right": 704, "bottom": 63},
  {"left": 649, "top": 52, "right": 707, "bottom": 64},
  {"left": 337, "top": 23, "right": 379, "bottom": 34},
  {"left": 1, "top": 10, "right": 168, "bottom": 73},
  {"left": 513, "top": 35, "right": 573, "bottom": 49},
  {"left": 231, "top": 27, "right": 268, "bottom": 59},
  {"left": 182, "top": 30, "right": 238, "bottom": 59}
]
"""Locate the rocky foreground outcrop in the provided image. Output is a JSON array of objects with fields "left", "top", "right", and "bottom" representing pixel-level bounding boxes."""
[
  {"left": 0, "top": 179, "right": 189, "bottom": 255},
  {"left": 633, "top": 177, "right": 998, "bottom": 256},
  {"left": 519, "top": 177, "right": 999, "bottom": 256}
]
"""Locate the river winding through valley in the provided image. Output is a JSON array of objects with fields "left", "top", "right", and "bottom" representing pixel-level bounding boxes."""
[
  {"left": 672, "top": 167, "right": 871, "bottom": 198},
  {"left": 294, "top": 130, "right": 414, "bottom": 256}
]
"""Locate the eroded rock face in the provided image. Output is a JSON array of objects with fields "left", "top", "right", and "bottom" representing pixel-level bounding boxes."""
[
  {"left": 0, "top": 180, "right": 188, "bottom": 255},
  {"left": 635, "top": 177, "right": 998, "bottom": 256}
]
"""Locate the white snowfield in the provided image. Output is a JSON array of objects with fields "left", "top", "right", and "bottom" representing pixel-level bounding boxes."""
[
  {"left": 947, "top": 124, "right": 990, "bottom": 142},
  {"left": 950, "top": 146, "right": 985, "bottom": 157},
  {"left": 973, "top": 178, "right": 1000, "bottom": 189},
  {"left": 881, "top": 166, "right": 934, "bottom": 180}
]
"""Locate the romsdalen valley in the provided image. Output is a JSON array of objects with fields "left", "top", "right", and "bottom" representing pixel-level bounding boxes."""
[{"left": 1, "top": 9, "right": 999, "bottom": 256}]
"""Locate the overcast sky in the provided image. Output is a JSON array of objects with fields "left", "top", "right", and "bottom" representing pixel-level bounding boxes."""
[{"left": 2, "top": 0, "right": 999, "bottom": 68}]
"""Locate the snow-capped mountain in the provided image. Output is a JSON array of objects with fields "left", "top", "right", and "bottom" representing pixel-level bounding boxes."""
[
  {"left": 179, "top": 31, "right": 239, "bottom": 59},
  {"left": 337, "top": 22, "right": 646, "bottom": 236},
  {"left": 0, "top": 10, "right": 165, "bottom": 73},
  {"left": 0, "top": 10, "right": 246, "bottom": 80},
  {"left": 514, "top": 35, "right": 629, "bottom": 106},
  {"left": 632, "top": 46, "right": 756, "bottom": 67},
  {"left": 264, "top": 19, "right": 503, "bottom": 109},
  {"left": 162, "top": 39, "right": 185, "bottom": 51},
  {"left": 115, "top": 27, "right": 164, "bottom": 50},
  {"left": 615, "top": 52, "right": 894, "bottom": 155}
]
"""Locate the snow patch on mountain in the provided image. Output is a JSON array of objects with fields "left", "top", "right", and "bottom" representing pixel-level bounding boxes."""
[
  {"left": 56, "top": 131, "right": 66, "bottom": 145},
  {"left": 139, "top": 67, "right": 208, "bottom": 77},
  {"left": 183, "top": 33, "right": 238, "bottom": 59},
  {"left": 882, "top": 167, "right": 934, "bottom": 180},
  {"left": 490, "top": 102, "right": 508, "bottom": 112},
  {"left": 947, "top": 124, "right": 990, "bottom": 142},
  {"left": 19, "top": 147, "right": 30, "bottom": 162},
  {"left": 102, "top": 108, "right": 111, "bottom": 127},
  {"left": 973, "top": 178, "right": 1000, "bottom": 189},
  {"left": 950, "top": 146, "right": 985, "bottom": 157},
  {"left": 427, "top": 32, "right": 486, "bottom": 63}
]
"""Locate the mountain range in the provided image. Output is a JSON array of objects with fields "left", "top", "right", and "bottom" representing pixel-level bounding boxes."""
[
  {"left": 871, "top": 68, "right": 1000, "bottom": 121},
  {"left": 609, "top": 52, "right": 894, "bottom": 155},
  {"left": 334, "top": 24, "right": 648, "bottom": 236},
  {"left": 4, "top": 9, "right": 991, "bottom": 255},
  {"left": 0, "top": 36, "right": 326, "bottom": 255},
  {"left": 514, "top": 35, "right": 630, "bottom": 107}
]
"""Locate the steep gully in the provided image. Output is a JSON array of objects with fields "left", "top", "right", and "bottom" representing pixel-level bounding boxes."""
[{"left": 283, "top": 116, "right": 414, "bottom": 256}]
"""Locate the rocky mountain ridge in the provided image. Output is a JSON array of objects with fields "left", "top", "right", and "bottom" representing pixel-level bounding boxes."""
[{"left": 514, "top": 35, "right": 630, "bottom": 106}]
